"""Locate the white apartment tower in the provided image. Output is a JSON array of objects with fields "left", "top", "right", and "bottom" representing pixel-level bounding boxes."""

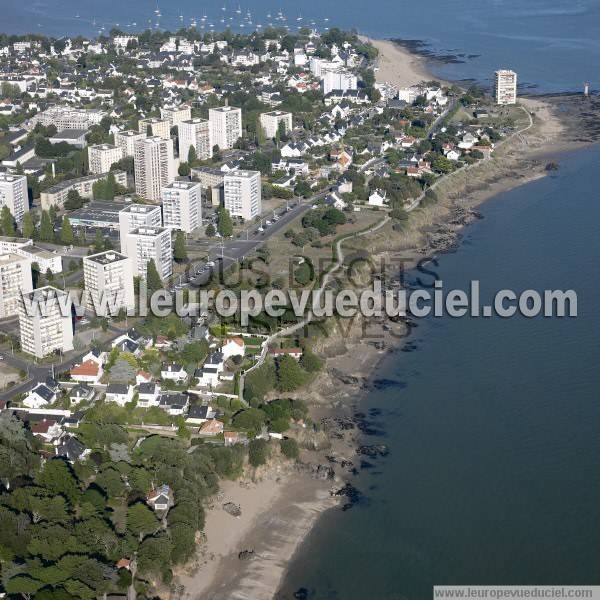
[
  {"left": 118, "top": 204, "right": 162, "bottom": 252},
  {"left": 18, "top": 286, "right": 74, "bottom": 359},
  {"left": 114, "top": 130, "right": 146, "bottom": 158},
  {"left": 134, "top": 136, "right": 176, "bottom": 201},
  {"left": 260, "top": 111, "right": 293, "bottom": 139},
  {"left": 178, "top": 118, "right": 212, "bottom": 162},
  {"left": 224, "top": 170, "right": 262, "bottom": 221},
  {"left": 161, "top": 105, "right": 192, "bottom": 127},
  {"left": 83, "top": 251, "right": 135, "bottom": 314},
  {"left": 161, "top": 181, "right": 202, "bottom": 233},
  {"left": 494, "top": 69, "right": 517, "bottom": 105},
  {"left": 124, "top": 227, "right": 173, "bottom": 280},
  {"left": 88, "top": 144, "right": 124, "bottom": 175},
  {"left": 322, "top": 69, "right": 358, "bottom": 95},
  {"left": 0, "top": 173, "right": 29, "bottom": 224},
  {"left": 138, "top": 118, "right": 171, "bottom": 140},
  {"left": 0, "top": 254, "right": 33, "bottom": 318},
  {"left": 209, "top": 106, "right": 242, "bottom": 150}
]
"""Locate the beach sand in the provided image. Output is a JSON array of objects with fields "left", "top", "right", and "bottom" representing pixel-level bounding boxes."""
[
  {"left": 361, "top": 36, "right": 440, "bottom": 88},
  {"left": 175, "top": 468, "right": 337, "bottom": 600}
]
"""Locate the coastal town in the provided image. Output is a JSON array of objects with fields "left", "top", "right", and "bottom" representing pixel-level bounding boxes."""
[{"left": 0, "top": 24, "right": 529, "bottom": 600}]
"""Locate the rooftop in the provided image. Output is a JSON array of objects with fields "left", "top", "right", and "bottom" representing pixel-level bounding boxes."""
[{"left": 86, "top": 250, "right": 129, "bottom": 265}]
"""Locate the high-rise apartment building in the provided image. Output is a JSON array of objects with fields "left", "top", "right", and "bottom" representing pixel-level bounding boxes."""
[
  {"left": 494, "top": 69, "right": 517, "bottom": 105},
  {"left": 178, "top": 118, "right": 212, "bottom": 161},
  {"left": 114, "top": 129, "right": 146, "bottom": 158},
  {"left": 0, "top": 254, "right": 33, "bottom": 318},
  {"left": 260, "top": 111, "right": 293, "bottom": 139},
  {"left": 19, "top": 286, "right": 74, "bottom": 359},
  {"left": 161, "top": 181, "right": 202, "bottom": 233},
  {"left": 134, "top": 136, "right": 176, "bottom": 201},
  {"left": 209, "top": 106, "right": 242, "bottom": 150},
  {"left": 83, "top": 251, "right": 135, "bottom": 314},
  {"left": 224, "top": 170, "right": 261, "bottom": 221},
  {"left": 118, "top": 204, "right": 163, "bottom": 251},
  {"left": 161, "top": 105, "right": 192, "bottom": 127},
  {"left": 124, "top": 227, "right": 173, "bottom": 280},
  {"left": 88, "top": 144, "right": 124, "bottom": 175},
  {"left": 138, "top": 117, "right": 171, "bottom": 140},
  {"left": 0, "top": 173, "right": 29, "bottom": 224}
]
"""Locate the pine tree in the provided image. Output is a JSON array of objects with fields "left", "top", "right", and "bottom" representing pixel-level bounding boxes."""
[
  {"left": 217, "top": 207, "right": 233, "bottom": 237},
  {"left": 0, "top": 206, "right": 15, "bottom": 237},
  {"left": 39, "top": 210, "right": 54, "bottom": 242},
  {"left": 145, "top": 259, "right": 162, "bottom": 293},
  {"left": 93, "top": 228, "right": 104, "bottom": 252},
  {"left": 187, "top": 145, "right": 197, "bottom": 165},
  {"left": 60, "top": 216, "right": 74, "bottom": 245},
  {"left": 173, "top": 231, "right": 187, "bottom": 262},
  {"left": 21, "top": 211, "right": 35, "bottom": 239},
  {"left": 205, "top": 223, "right": 216, "bottom": 237}
]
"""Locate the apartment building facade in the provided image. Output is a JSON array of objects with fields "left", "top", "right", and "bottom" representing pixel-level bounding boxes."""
[
  {"left": 224, "top": 170, "right": 261, "bottom": 221},
  {"left": 18, "top": 286, "right": 74, "bottom": 359},
  {"left": 161, "top": 181, "right": 202, "bottom": 233},
  {"left": 134, "top": 136, "right": 176, "bottom": 201},
  {"left": 83, "top": 251, "right": 135, "bottom": 314}
]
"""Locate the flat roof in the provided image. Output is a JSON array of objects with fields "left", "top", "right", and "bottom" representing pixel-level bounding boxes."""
[
  {"left": 70, "top": 201, "right": 131, "bottom": 227},
  {"left": 164, "top": 180, "right": 200, "bottom": 190},
  {"left": 51, "top": 129, "right": 87, "bottom": 139},
  {"left": 86, "top": 250, "right": 128, "bottom": 265},
  {"left": 120, "top": 203, "right": 161, "bottom": 214},
  {"left": 130, "top": 226, "right": 168, "bottom": 236}
]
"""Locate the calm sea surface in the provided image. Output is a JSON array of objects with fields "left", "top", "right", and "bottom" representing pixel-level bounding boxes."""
[
  {"left": 3, "top": 0, "right": 600, "bottom": 92},
  {"left": 279, "top": 146, "right": 600, "bottom": 598}
]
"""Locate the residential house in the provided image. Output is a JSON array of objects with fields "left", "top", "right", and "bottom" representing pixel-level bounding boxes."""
[
  {"left": 268, "top": 347, "right": 303, "bottom": 361},
  {"left": 69, "top": 384, "right": 94, "bottom": 405},
  {"left": 146, "top": 484, "right": 174, "bottom": 512},
  {"left": 23, "top": 384, "right": 56, "bottom": 409},
  {"left": 161, "top": 364, "right": 187, "bottom": 383},
  {"left": 158, "top": 393, "right": 189, "bottom": 416},
  {"left": 195, "top": 352, "right": 225, "bottom": 387},
  {"left": 221, "top": 337, "right": 245, "bottom": 361},
  {"left": 105, "top": 384, "right": 135, "bottom": 406},
  {"left": 224, "top": 431, "right": 249, "bottom": 446},
  {"left": 185, "top": 405, "right": 216, "bottom": 425},
  {"left": 137, "top": 382, "right": 161, "bottom": 408},
  {"left": 30, "top": 419, "right": 64, "bottom": 444},
  {"left": 55, "top": 436, "right": 90, "bottom": 463},
  {"left": 70, "top": 360, "right": 103, "bottom": 384}
]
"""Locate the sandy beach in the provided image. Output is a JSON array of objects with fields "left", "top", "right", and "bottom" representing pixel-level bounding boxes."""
[
  {"left": 175, "top": 465, "right": 338, "bottom": 600},
  {"left": 361, "top": 36, "right": 440, "bottom": 88}
]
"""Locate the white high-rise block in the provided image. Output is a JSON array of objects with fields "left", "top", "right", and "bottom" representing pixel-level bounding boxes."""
[
  {"left": 161, "top": 181, "right": 202, "bottom": 233},
  {"left": 114, "top": 130, "right": 146, "bottom": 158},
  {"left": 0, "top": 173, "right": 29, "bottom": 224},
  {"left": 118, "top": 204, "right": 162, "bottom": 252},
  {"left": 83, "top": 250, "right": 135, "bottom": 313},
  {"left": 260, "top": 111, "right": 293, "bottom": 139},
  {"left": 161, "top": 105, "right": 192, "bottom": 127},
  {"left": 88, "top": 144, "right": 124, "bottom": 175},
  {"left": 0, "top": 253, "right": 32, "bottom": 318},
  {"left": 124, "top": 226, "right": 172, "bottom": 280},
  {"left": 19, "top": 286, "right": 74, "bottom": 359},
  {"left": 224, "top": 170, "right": 261, "bottom": 222},
  {"left": 494, "top": 69, "right": 517, "bottom": 105},
  {"left": 178, "top": 118, "right": 212, "bottom": 162},
  {"left": 138, "top": 117, "right": 171, "bottom": 140},
  {"left": 134, "top": 136, "right": 176, "bottom": 201},
  {"left": 209, "top": 106, "right": 242, "bottom": 150}
]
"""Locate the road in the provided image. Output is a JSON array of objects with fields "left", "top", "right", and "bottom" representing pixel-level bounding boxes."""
[{"left": 175, "top": 194, "right": 324, "bottom": 288}]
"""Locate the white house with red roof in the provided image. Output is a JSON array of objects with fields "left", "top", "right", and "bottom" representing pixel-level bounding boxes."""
[
  {"left": 70, "top": 360, "right": 103, "bottom": 384},
  {"left": 221, "top": 337, "right": 245, "bottom": 361}
]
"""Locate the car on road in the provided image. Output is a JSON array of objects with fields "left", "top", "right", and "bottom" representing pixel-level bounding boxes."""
[
  {"left": 257, "top": 226, "right": 264, "bottom": 232},
  {"left": 206, "top": 260, "right": 215, "bottom": 267},
  {"left": 265, "top": 220, "right": 272, "bottom": 226}
]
